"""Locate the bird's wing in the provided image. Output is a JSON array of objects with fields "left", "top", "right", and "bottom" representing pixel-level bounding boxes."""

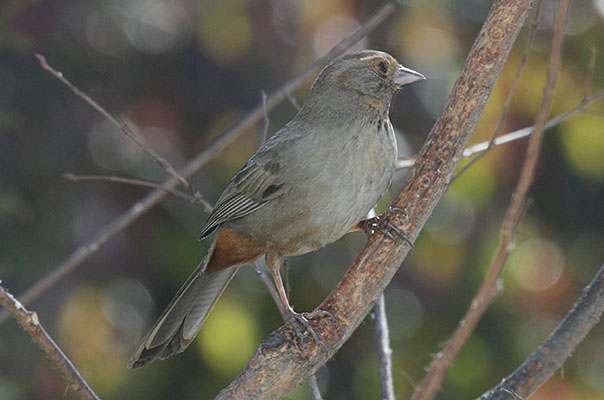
[{"left": 199, "top": 138, "right": 293, "bottom": 239}]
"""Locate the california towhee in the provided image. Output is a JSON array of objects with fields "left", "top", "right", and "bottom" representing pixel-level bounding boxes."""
[{"left": 129, "top": 50, "right": 424, "bottom": 369}]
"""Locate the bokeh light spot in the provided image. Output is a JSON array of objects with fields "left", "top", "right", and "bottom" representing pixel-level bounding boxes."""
[
  {"left": 560, "top": 115, "right": 604, "bottom": 180},
  {"left": 446, "top": 336, "right": 493, "bottom": 388},
  {"left": 313, "top": 15, "right": 362, "bottom": 57},
  {"left": 88, "top": 118, "right": 143, "bottom": 172},
  {"left": 198, "top": 2, "right": 252, "bottom": 65},
  {"left": 57, "top": 286, "right": 127, "bottom": 395},
  {"left": 452, "top": 159, "right": 497, "bottom": 209},
  {"left": 122, "top": 0, "right": 193, "bottom": 54},
  {"left": 426, "top": 190, "right": 476, "bottom": 244},
  {"left": 508, "top": 238, "right": 565, "bottom": 292},
  {"left": 197, "top": 295, "right": 259, "bottom": 375}
]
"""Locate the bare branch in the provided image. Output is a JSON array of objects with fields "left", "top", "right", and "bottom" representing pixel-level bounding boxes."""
[
  {"left": 63, "top": 173, "right": 205, "bottom": 208},
  {"left": 0, "top": 1, "right": 396, "bottom": 326},
  {"left": 374, "top": 294, "right": 395, "bottom": 400},
  {"left": 584, "top": 47, "right": 596, "bottom": 99},
  {"left": 36, "top": 54, "right": 210, "bottom": 212},
  {"left": 411, "top": 0, "right": 571, "bottom": 398},
  {"left": 477, "top": 264, "right": 604, "bottom": 399},
  {"left": 452, "top": 0, "right": 543, "bottom": 182},
  {"left": 0, "top": 284, "right": 100, "bottom": 400},
  {"left": 395, "top": 88, "right": 604, "bottom": 171},
  {"left": 309, "top": 375, "right": 324, "bottom": 400},
  {"left": 285, "top": 90, "right": 302, "bottom": 111},
  {"left": 260, "top": 90, "right": 270, "bottom": 145},
  {"left": 216, "top": 1, "right": 533, "bottom": 397}
]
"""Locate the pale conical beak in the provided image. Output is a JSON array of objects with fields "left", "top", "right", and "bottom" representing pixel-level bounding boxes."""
[{"left": 393, "top": 65, "right": 426, "bottom": 86}]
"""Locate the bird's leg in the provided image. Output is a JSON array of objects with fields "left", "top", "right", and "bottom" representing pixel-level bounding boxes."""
[
  {"left": 265, "top": 253, "right": 331, "bottom": 350},
  {"left": 354, "top": 206, "right": 414, "bottom": 247}
]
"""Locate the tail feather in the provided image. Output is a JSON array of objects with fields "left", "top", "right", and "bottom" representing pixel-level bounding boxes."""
[{"left": 128, "top": 246, "right": 238, "bottom": 369}]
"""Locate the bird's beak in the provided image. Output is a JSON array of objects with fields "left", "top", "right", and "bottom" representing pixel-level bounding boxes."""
[{"left": 393, "top": 65, "right": 426, "bottom": 86}]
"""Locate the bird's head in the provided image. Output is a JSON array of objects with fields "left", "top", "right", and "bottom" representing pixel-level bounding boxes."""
[{"left": 305, "top": 50, "right": 425, "bottom": 115}]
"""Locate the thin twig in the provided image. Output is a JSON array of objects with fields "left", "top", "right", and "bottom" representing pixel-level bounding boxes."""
[
  {"left": 0, "top": 2, "right": 396, "bottom": 326},
  {"left": 477, "top": 263, "right": 604, "bottom": 399},
  {"left": 501, "top": 388, "right": 525, "bottom": 399},
  {"left": 36, "top": 54, "right": 210, "bottom": 212},
  {"left": 411, "top": 0, "right": 571, "bottom": 398},
  {"left": 63, "top": 173, "right": 204, "bottom": 208},
  {"left": 583, "top": 47, "right": 596, "bottom": 99},
  {"left": 285, "top": 90, "right": 302, "bottom": 111},
  {"left": 394, "top": 88, "right": 604, "bottom": 170},
  {"left": 461, "top": 90, "right": 604, "bottom": 157},
  {"left": 452, "top": 0, "right": 543, "bottom": 182},
  {"left": 261, "top": 90, "right": 270, "bottom": 144},
  {"left": 374, "top": 294, "right": 395, "bottom": 400},
  {"left": 0, "top": 284, "right": 100, "bottom": 400},
  {"left": 584, "top": 108, "right": 604, "bottom": 116},
  {"left": 309, "top": 375, "right": 324, "bottom": 400}
]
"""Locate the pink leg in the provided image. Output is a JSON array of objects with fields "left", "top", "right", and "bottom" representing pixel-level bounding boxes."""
[{"left": 265, "top": 252, "right": 331, "bottom": 350}]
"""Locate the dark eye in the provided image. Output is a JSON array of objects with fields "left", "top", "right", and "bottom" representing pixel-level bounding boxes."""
[{"left": 377, "top": 61, "right": 388, "bottom": 75}]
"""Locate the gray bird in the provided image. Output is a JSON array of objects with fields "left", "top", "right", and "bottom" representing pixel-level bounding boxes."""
[{"left": 129, "top": 50, "right": 425, "bottom": 369}]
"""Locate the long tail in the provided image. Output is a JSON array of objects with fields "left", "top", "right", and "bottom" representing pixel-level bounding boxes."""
[{"left": 128, "top": 248, "right": 237, "bottom": 369}]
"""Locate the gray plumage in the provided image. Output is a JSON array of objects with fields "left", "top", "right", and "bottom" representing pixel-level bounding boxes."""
[
  {"left": 129, "top": 50, "right": 425, "bottom": 369},
  {"left": 129, "top": 244, "right": 237, "bottom": 369}
]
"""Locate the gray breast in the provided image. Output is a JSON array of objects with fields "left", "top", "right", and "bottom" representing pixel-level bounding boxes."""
[{"left": 229, "top": 118, "right": 397, "bottom": 256}]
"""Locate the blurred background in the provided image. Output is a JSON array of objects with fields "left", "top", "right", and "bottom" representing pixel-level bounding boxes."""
[{"left": 1, "top": 0, "right": 603, "bottom": 399}]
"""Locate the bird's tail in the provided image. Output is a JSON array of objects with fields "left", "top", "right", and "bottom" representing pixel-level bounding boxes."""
[{"left": 128, "top": 242, "right": 237, "bottom": 369}]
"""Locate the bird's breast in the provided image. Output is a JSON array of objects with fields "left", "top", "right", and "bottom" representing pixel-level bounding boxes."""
[
  {"left": 228, "top": 117, "right": 397, "bottom": 256},
  {"left": 285, "top": 117, "right": 397, "bottom": 249}
]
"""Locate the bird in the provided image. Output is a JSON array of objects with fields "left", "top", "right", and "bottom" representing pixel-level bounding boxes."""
[{"left": 128, "top": 50, "right": 425, "bottom": 369}]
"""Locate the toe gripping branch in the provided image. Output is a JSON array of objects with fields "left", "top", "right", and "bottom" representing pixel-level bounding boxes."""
[
  {"left": 358, "top": 207, "right": 414, "bottom": 248},
  {"left": 287, "top": 309, "right": 333, "bottom": 352}
]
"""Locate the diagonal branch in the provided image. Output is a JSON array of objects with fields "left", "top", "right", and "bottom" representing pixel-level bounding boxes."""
[
  {"left": 215, "top": 1, "right": 534, "bottom": 398},
  {"left": 411, "top": 0, "right": 571, "bottom": 398},
  {"left": 0, "top": 284, "right": 99, "bottom": 400},
  {"left": 452, "top": 0, "right": 543, "bottom": 182},
  {"left": 36, "top": 54, "right": 211, "bottom": 212},
  {"left": 394, "top": 88, "right": 604, "bottom": 170},
  {"left": 0, "top": 1, "right": 396, "bottom": 326},
  {"left": 477, "top": 263, "right": 604, "bottom": 399}
]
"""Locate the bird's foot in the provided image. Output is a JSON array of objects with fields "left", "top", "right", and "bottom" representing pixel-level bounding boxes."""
[
  {"left": 358, "top": 207, "right": 414, "bottom": 248},
  {"left": 285, "top": 308, "right": 332, "bottom": 352}
]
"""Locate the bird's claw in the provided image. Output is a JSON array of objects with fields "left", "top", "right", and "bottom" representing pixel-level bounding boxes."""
[
  {"left": 286, "top": 309, "right": 331, "bottom": 352},
  {"left": 359, "top": 207, "right": 414, "bottom": 248}
]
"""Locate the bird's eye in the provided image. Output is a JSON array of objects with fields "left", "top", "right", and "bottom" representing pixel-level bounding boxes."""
[{"left": 377, "top": 61, "right": 388, "bottom": 75}]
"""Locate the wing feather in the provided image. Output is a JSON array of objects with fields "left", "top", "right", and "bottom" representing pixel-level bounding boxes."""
[{"left": 198, "top": 147, "right": 290, "bottom": 239}]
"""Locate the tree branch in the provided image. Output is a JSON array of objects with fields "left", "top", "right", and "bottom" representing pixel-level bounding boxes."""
[
  {"left": 477, "top": 263, "right": 604, "bottom": 399},
  {"left": 374, "top": 294, "right": 395, "bottom": 400},
  {"left": 411, "top": 0, "right": 570, "bottom": 398},
  {"left": 63, "top": 173, "right": 202, "bottom": 207},
  {"left": 36, "top": 54, "right": 211, "bottom": 212},
  {"left": 452, "top": 0, "right": 543, "bottom": 182},
  {"left": 0, "top": 1, "right": 396, "bottom": 326},
  {"left": 215, "top": 1, "right": 533, "bottom": 398},
  {"left": 0, "top": 284, "right": 99, "bottom": 400},
  {"left": 260, "top": 90, "right": 270, "bottom": 144},
  {"left": 308, "top": 375, "right": 324, "bottom": 400},
  {"left": 395, "top": 89, "right": 604, "bottom": 170}
]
